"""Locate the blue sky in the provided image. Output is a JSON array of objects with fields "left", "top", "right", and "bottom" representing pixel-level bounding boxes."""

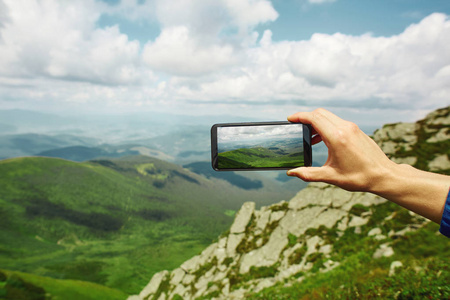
[
  {"left": 267, "top": 0, "right": 450, "bottom": 40},
  {"left": 0, "top": 0, "right": 449, "bottom": 128}
]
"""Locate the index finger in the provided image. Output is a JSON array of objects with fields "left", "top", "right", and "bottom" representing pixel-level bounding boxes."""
[{"left": 288, "top": 108, "right": 341, "bottom": 141}]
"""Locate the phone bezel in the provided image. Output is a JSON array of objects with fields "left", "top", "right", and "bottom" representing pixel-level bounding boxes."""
[{"left": 211, "top": 121, "right": 312, "bottom": 171}]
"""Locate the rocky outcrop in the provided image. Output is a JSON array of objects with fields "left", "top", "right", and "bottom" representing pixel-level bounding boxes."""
[
  {"left": 131, "top": 106, "right": 448, "bottom": 300},
  {"left": 373, "top": 106, "right": 449, "bottom": 172},
  {"left": 130, "top": 184, "right": 390, "bottom": 300}
]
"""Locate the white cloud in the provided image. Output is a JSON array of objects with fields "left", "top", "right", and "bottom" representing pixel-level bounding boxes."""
[
  {"left": 0, "top": 0, "right": 449, "bottom": 126},
  {"left": 172, "top": 13, "right": 450, "bottom": 112},
  {"left": 141, "top": 0, "right": 278, "bottom": 76},
  {"left": 142, "top": 26, "right": 237, "bottom": 76},
  {"left": 0, "top": 0, "right": 152, "bottom": 85},
  {"left": 308, "top": 0, "right": 336, "bottom": 4},
  {"left": 223, "top": 0, "right": 279, "bottom": 32}
]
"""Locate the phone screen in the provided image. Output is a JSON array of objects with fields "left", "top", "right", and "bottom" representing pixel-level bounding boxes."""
[{"left": 211, "top": 122, "right": 312, "bottom": 171}]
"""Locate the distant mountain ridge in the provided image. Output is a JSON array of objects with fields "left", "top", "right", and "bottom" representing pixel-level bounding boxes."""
[{"left": 131, "top": 106, "right": 450, "bottom": 300}]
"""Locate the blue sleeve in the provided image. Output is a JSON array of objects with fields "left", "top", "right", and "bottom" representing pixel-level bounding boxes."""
[{"left": 439, "top": 188, "right": 450, "bottom": 238}]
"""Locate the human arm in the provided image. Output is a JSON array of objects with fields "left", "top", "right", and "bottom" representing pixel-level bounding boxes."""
[{"left": 286, "top": 108, "right": 450, "bottom": 224}]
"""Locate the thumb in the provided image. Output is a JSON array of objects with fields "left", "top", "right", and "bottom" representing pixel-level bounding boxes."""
[{"left": 287, "top": 166, "right": 332, "bottom": 183}]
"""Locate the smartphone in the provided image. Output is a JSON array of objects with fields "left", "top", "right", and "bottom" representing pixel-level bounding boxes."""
[{"left": 211, "top": 121, "right": 312, "bottom": 171}]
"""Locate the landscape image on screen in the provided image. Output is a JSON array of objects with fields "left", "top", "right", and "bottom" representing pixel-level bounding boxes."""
[{"left": 217, "top": 124, "right": 304, "bottom": 169}]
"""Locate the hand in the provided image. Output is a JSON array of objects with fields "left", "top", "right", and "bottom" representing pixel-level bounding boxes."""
[
  {"left": 287, "top": 108, "right": 397, "bottom": 192},
  {"left": 286, "top": 108, "right": 449, "bottom": 224}
]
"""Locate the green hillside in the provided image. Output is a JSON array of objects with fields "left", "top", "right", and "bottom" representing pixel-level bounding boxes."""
[
  {"left": 246, "top": 203, "right": 450, "bottom": 299},
  {"left": 0, "top": 269, "right": 127, "bottom": 300},
  {"left": 218, "top": 147, "right": 303, "bottom": 169},
  {"left": 0, "top": 155, "right": 298, "bottom": 295}
]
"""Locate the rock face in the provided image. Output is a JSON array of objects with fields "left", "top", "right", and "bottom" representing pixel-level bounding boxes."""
[
  {"left": 373, "top": 106, "right": 450, "bottom": 172},
  {"left": 131, "top": 106, "right": 449, "bottom": 300},
  {"left": 131, "top": 184, "right": 388, "bottom": 300}
]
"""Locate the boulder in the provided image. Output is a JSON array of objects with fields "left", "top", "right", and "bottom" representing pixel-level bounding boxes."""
[
  {"left": 226, "top": 233, "right": 245, "bottom": 257},
  {"left": 256, "top": 209, "right": 271, "bottom": 231},
  {"left": 139, "top": 270, "right": 169, "bottom": 299},
  {"left": 373, "top": 243, "right": 394, "bottom": 259},
  {"left": 230, "top": 202, "right": 255, "bottom": 234},
  {"left": 279, "top": 206, "right": 327, "bottom": 236},
  {"left": 239, "top": 226, "right": 288, "bottom": 273},
  {"left": 428, "top": 154, "right": 450, "bottom": 171},
  {"left": 348, "top": 216, "right": 369, "bottom": 227},
  {"left": 389, "top": 261, "right": 403, "bottom": 276},
  {"left": 169, "top": 268, "right": 185, "bottom": 286}
]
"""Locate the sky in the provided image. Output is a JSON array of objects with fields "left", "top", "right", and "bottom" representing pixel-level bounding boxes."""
[
  {"left": 0, "top": 0, "right": 449, "bottom": 128},
  {"left": 218, "top": 123, "right": 303, "bottom": 143}
]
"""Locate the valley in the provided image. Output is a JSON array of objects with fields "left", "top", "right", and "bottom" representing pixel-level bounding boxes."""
[{"left": 0, "top": 155, "right": 301, "bottom": 295}]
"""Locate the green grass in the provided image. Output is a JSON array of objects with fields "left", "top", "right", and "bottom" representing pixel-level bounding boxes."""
[
  {"left": 246, "top": 202, "right": 450, "bottom": 300},
  {"left": 218, "top": 147, "right": 304, "bottom": 169},
  {"left": 0, "top": 156, "right": 240, "bottom": 295},
  {"left": 0, "top": 269, "right": 127, "bottom": 300},
  {"left": 0, "top": 155, "right": 299, "bottom": 296}
]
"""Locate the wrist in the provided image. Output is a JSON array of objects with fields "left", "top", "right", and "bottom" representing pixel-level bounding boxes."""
[{"left": 369, "top": 162, "right": 449, "bottom": 223}]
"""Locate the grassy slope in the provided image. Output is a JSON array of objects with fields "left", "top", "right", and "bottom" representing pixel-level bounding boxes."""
[
  {"left": 218, "top": 147, "right": 303, "bottom": 169},
  {"left": 0, "top": 268, "right": 127, "bottom": 300},
  {"left": 0, "top": 155, "right": 299, "bottom": 295},
  {"left": 246, "top": 202, "right": 450, "bottom": 299}
]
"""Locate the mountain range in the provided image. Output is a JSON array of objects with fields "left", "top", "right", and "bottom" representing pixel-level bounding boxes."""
[{"left": 131, "top": 106, "right": 450, "bottom": 300}]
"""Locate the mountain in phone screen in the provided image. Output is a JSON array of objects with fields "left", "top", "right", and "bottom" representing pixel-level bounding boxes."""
[{"left": 217, "top": 138, "right": 304, "bottom": 169}]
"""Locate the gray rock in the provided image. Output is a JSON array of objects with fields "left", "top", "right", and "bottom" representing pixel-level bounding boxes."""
[
  {"left": 378, "top": 140, "right": 398, "bottom": 154},
  {"left": 277, "top": 264, "right": 303, "bottom": 280},
  {"left": 337, "top": 216, "right": 349, "bottom": 231},
  {"left": 289, "top": 185, "right": 332, "bottom": 210},
  {"left": 279, "top": 206, "right": 327, "bottom": 236},
  {"left": 429, "top": 154, "right": 450, "bottom": 171},
  {"left": 368, "top": 227, "right": 382, "bottom": 236},
  {"left": 214, "top": 237, "right": 228, "bottom": 263},
  {"left": 180, "top": 255, "right": 201, "bottom": 273},
  {"left": 319, "top": 244, "right": 332, "bottom": 255},
  {"left": 368, "top": 229, "right": 385, "bottom": 241},
  {"left": 182, "top": 274, "right": 196, "bottom": 285},
  {"left": 157, "top": 293, "right": 166, "bottom": 300},
  {"left": 256, "top": 209, "right": 271, "bottom": 231},
  {"left": 373, "top": 243, "right": 394, "bottom": 259},
  {"left": 342, "top": 192, "right": 386, "bottom": 211},
  {"left": 269, "top": 210, "right": 286, "bottom": 223},
  {"left": 139, "top": 270, "right": 169, "bottom": 299},
  {"left": 330, "top": 188, "right": 354, "bottom": 208},
  {"left": 170, "top": 268, "right": 185, "bottom": 285},
  {"left": 391, "top": 156, "right": 417, "bottom": 165},
  {"left": 389, "top": 261, "right": 403, "bottom": 276},
  {"left": 227, "top": 287, "right": 246, "bottom": 299},
  {"left": 226, "top": 233, "right": 245, "bottom": 257},
  {"left": 171, "top": 284, "right": 190, "bottom": 299},
  {"left": 313, "top": 208, "right": 348, "bottom": 229},
  {"left": 254, "top": 278, "right": 276, "bottom": 292},
  {"left": 230, "top": 202, "right": 255, "bottom": 234},
  {"left": 427, "top": 127, "right": 450, "bottom": 142},
  {"left": 239, "top": 226, "right": 288, "bottom": 273},
  {"left": 221, "top": 278, "right": 230, "bottom": 296},
  {"left": 194, "top": 273, "right": 214, "bottom": 297},
  {"left": 348, "top": 216, "right": 369, "bottom": 227},
  {"left": 305, "top": 236, "right": 322, "bottom": 256},
  {"left": 201, "top": 243, "right": 218, "bottom": 259}
]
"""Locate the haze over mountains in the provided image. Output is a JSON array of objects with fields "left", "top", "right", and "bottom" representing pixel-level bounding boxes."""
[{"left": 0, "top": 109, "right": 325, "bottom": 191}]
